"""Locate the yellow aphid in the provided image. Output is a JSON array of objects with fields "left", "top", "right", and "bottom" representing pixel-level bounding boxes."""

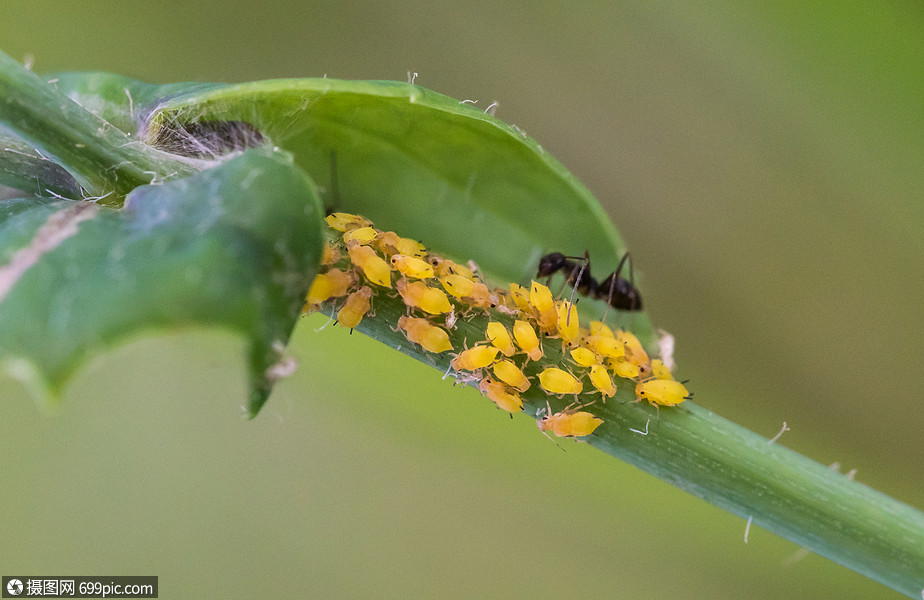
[
  {"left": 320, "top": 242, "right": 340, "bottom": 265},
  {"left": 585, "top": 334, "right": 625, "bottom": 359},
  {"left": 397, "top": 316, "right": 453, "bottom": 353},
  {"left": 466, "top": 281, "right": 498, "bottom": 309},
  {"left": 347, "top": 241, "right": 392, "bottom": 288},
  {"left": 617, "top": 330, "right": 650, "bottom": 366},
  {"left": 608, "top": 358, "right": 641, "bottom": 379},
  {"left": 440, "top": 274, "right": 475, "bottom": 298},
  {"left": 305, "top": 268, "right": 353, "bottom": 305},
  {"left": 538, "top": 408, "right": 603, "bottom": 438},
  {"left": 376, "top": 231, "right": 426, "bottom": 257},
  {"left": 430, "top": 256, "right": 477, "bottom": 280},
  {"left": 492, "top": 360, "right": 531, "bottom": 392},
  {"left": 451, "top": 345, "right": 500, "bottom": 371},
  {"left": 589, "top": 320, "right": 615, "bottom": 338},
  {"left": 556, "top": 300, "right": 580, "bottom": 344},
  {"left": 342, "top": 226, "right": 378, "bottom": 245},
  {"left": 513, "top": 320, "right": 543, "bottom": 361},
  {"left": 325, "top": 212, "right": 373, "bottom": 231},
  {"left": 589, "top": 364, "right": 617, "bottom": 398},
  {"left": 479, "top": 377, "right": 524, "bottom": 413},
  {"left": 651, "top": 359, "right": 673, "bottom": 380},
  {"left": 486, "top": 322, "right": 516, "bottom": 357},
  {"left": 570, "top": 347, "right": 599, "bottom": 367},
  {"left": 635, "top": 379, "right": 691, "bottom": 407},
  {"left": 337, "top": 286, "right": 373, "bottom": 329},
  {"left": 450, "top": 260, "right": 478, "bottom": 280},
  {"left": 539, "top": 367, "right": 583, "bottom": 395},
  {"left": 390, "top": 254, "right": 434, "bottom": 279},
  {"left": 529, "top": 280, "right": 555, "bottom": 313},
  {"left": 508, "top": 283, "right": 531, "bottom": 312},
  {"left": 396, "top": 279, "right": 453, "bottom": 314},
  {"left": 529, "top": 281, "right": 558, "bottom": 328}
]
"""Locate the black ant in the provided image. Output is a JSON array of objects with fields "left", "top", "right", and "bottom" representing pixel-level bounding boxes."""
[{"left": 536, "top": 251, "right": 643, "bottom": 311}]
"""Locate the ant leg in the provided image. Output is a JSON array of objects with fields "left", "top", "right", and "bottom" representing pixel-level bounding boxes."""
[
  {"left": 612, "top": 251, "right": 632, "bottom": 283},
  {"left": 565, "top": 258, "right": 589, "bottom": 327},
  {"left": 601, "top": 272, "right": 616, "bottom": 324}
]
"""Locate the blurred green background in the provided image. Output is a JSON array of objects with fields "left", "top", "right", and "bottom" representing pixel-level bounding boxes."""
[{"left": 1, "top": 1, "right": 921, "bottom": 598}]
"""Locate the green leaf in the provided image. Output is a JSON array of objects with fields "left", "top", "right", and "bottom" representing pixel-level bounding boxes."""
[
  {"left": 1, "top": 126, "right": 79, "bottom": 198},
  {"left": 0, "top": 151, "right": 323, "bottom": 416},
  {"left": 48, "top": 72, "right": 658, "bottom": 348},
  {"left": 0, "top": 52, "right": 196, "bottom": 201}
]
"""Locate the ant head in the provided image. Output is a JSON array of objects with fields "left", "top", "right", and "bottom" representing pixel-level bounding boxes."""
[{"left": 537, "top": 252, "right": 568, "bottom": 277}]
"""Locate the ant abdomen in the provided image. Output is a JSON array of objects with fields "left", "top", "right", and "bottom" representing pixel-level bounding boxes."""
[{"left": 536, "top": 250, "right": 643, "bottom": 312}]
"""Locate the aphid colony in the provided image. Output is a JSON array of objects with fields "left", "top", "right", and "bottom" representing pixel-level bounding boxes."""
[{"left": 305, "top": 212, "right": 691, "bottom": 440}]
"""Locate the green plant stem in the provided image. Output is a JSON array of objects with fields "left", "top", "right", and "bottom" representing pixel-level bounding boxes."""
[
  {"left": 323, "top": 287, "right": 924, "bottom": 598},
  {"left": 0, "top": 50, "right": 195, "bottom": 201}
]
